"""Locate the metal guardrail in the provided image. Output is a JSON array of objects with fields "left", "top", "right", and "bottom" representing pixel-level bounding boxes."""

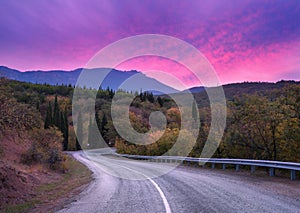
[{"left": 115, "top": 153, "right": 300, "bottom": 180}]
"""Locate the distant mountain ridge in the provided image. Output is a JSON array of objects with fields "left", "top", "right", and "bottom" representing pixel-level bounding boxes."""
[
  {"left": 189, "top": 80, "right": 300, "bottom": 108},
  {"left": 0, "top": 66, "right": 178, "bottom": 94},
  {"left": 1, "top": 66, "right": 299, "bottom": 97}
]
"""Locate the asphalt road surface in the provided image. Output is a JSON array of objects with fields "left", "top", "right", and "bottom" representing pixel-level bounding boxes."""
[{"left": 58, "top": 151, "right": 300, "bottom": 213}]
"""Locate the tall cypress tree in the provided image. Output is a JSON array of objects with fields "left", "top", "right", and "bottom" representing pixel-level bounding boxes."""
[
  {"left": 101, "top": 113, "right": 108, "bottom": 133},
  {"left": 63, "top": 108, "right": 69, "bottom": 151},
  {"left": 36, "top": 101, "right": 40, "bottom": 111},
  {"left": 87, "top": 115, "right": 93, "bottom": 148},
  {"left": 76, "top": 112, "right": 83, "bottom": 150},
  {"left": 95, "top": 110, "right": 101, "bottom": 131},
  {"left": 53, "top": 95, "right": 60, "bottom": 127},
  {"left": 157, "top": 96, "right": 163, "bottom": 107},
  {"left": 192, "top": 101, "right": 198, "bottom": 121},
  {"left": 148, "top": 92, "right": 155, "bottom": 103},
  {"left": 59, "top": 111, "right": 64, "bottom": 132},
  {"left": 44, "top": 101, "right": 53, "bottom": 129}
]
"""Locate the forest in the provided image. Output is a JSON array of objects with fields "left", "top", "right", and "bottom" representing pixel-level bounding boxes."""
[{"left": 0, "top": 77, "right": 299, "bottom": 165}]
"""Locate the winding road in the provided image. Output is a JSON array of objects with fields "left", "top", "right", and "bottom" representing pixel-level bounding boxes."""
[{"left": 58, "top": 151, "right": 300, "bottom": 213}]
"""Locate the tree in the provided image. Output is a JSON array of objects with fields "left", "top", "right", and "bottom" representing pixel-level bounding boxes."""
[
  {"left": 59, "top": 108, "right": 69, "bottom": 151},
  {"left": 21, "top": 127, "right": 64, "bottom": 170},
  {"left": 148, "top": 92, "right": 155, "bottom": 103},
  {"left": 277, "top": 84, "right": 300, "bottom": 162},
  {"left": 53, "top": 95, "right": 60, "bottom": 127},
  {"left": 101, "top": 113, "right": 108, "bottom": 133},
  {"left": 75, "top": 112, "right": 83, "bottom": 150},
  {"left": 95, "top": 110, "right": 101, "bottom": 131},
  {"left": 192, "top": 101, "right": 198, "bottom": 121},
  {"left": 157, "top": 96, "right": 163, "bottom": 107},
  {"left": 87, "top": 115, "right": 93, "bottom": 148},
  {"left": 88, "top": 115, "right": 99, "bottom": 149},
  {"left": 36, "top": 101, "right": 40, "bottom": 111},
  {"left": 44, "top": 101, "right": 53, "bottom": 129},
  {"left": 63, "top": 108, "right": 69, "bottom": 151},
  {"left": 225, "top": 95, "right": 284, "bottom": 160}
]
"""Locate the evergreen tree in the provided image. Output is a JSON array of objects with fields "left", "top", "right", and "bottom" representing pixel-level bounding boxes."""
[
  {"left": 139, "top": 91, "right": 147, "bottom": 102},
  {"left": 139, "top": 91, "right": 143, "bottom": 101},
  {"left": 75, "top": 112, "right": 83, "bottom": 150},
  {"left": 44, "top": 101, "right": 53, "bottom": 129},
  {"left": 59, "top": 111, "right": 64, "bottom": 132},
  {"left": 36, "top": 101, "right": 40, "bottom": 111},
  {"left": 59, "top": 110, "right": 68, "bottom": 151},
  {"left": 192, "top": 101, "right": 198, "bottom": 121},
  {"left": 157, "top": 96, "right": 163, "bottom": 107},
  {"left": 148, "top": 92, "right": 155, "bottom": 103},
  {"left": 63, "top": 108, "right": 69, "bottom": 151},
  {"left": 95, "top": 110, "right": 101, "bottom": 131},
  {"left": 53, "top": 95, "right": 60, "bottom": 127},
  {"left": 87, "top": 115, "right": 93, "bottom": 148},
  {"left": 101, "top": 113, "right": 108, "bottom": 133},
  {"left": 110, "top": 88, "right": 115, "bottom": 98}
]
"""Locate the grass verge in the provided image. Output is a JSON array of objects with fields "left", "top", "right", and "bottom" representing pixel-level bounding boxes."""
[{"left": 1, "top": 154, "right": 93, "bottom": 213}]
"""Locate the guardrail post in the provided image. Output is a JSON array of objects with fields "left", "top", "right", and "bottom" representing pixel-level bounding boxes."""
[
  {"left": 222, "top": 164, "right": 226, "bottom": 170},
  {"left": 269, "top": 168, "right": 275, "bottom": 177},
  {"left": 290, "top": 170, "right": 296, "bottom": 181},
  {"left": 211, "top": 163, "right": 215, "bottom": 169},
  {"left": 251, "top": 165, "right": 255, "bottom": 173},
  {"left": 235, "top": 164, "right": 239, "bottom": 172}
]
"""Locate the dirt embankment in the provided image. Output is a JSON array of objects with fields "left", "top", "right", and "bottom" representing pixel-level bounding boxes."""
[{"left": 0, "top": 132, "right": 92, "bottom": 212}]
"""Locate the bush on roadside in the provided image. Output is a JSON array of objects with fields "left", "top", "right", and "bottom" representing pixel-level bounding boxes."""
[{"left": 21, "top": 127, "right": 65, "bottom": 170}]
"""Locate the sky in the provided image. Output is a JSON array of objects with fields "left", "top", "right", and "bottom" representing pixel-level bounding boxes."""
[{"left": 0, "top": 0, "right": 299, "bottom": 88}]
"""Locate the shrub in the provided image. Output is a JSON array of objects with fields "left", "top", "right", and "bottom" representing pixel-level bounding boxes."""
[{"left": 21, "top": 127, "right": 65, "bottom": 170}]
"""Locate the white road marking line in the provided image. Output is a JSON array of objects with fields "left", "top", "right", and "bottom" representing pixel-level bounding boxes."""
[
  {"left": 118, "top": 165, "right": 172, "bottom": 213},
  {"left": 148, "top": 178, "right": 172, "bottom": 213},
  {"left": 82, "top": 153, "right": 172, "bottom": 213}
]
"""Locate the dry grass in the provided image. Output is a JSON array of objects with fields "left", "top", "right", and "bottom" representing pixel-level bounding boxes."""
[{"left": 1, "top": 154, "right": 92, "bottom": 213}]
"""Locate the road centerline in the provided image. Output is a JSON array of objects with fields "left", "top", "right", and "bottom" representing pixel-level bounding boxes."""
[{"left": 117, "top": 164, "right": 172, "bottom": 213}]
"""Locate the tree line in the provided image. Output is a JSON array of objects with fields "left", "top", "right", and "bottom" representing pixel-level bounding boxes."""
[
  {"left": 1, "top": 77, "right": 299, "bottom": 162},
  {"left": 44, "top": 95, "right": 69, "bottom": 151}
]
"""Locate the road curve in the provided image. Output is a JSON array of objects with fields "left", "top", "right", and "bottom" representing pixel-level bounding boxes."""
[{"left": 58, "top": 152, "right": 300, "bottom": 213}]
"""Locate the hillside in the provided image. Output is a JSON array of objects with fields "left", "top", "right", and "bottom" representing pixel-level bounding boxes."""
[
  {"left": 0, "top": 79, "right": 92, "bottom": 211},
  {"left": 192, "top": 80, "right": 300, "bottom": 107}
]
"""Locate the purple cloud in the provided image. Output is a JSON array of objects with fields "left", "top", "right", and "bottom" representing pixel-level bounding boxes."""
[{"left": 0, "top": 0, "right": 299, "bottom": 84}]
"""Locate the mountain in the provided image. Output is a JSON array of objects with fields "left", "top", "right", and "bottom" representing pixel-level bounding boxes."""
[
  {"left": 182, "top": 86, "right": 205, "bottom": 93},
  {"left": 190, "top": 80, "right": 300, "bottom": 107},
  {"left": 0, "top": 66, "right": 178, "bottom": 94}
]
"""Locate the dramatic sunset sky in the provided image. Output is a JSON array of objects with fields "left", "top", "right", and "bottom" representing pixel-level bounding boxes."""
[{"left": 0, "top": 0, "right": 299, "bottom": 87}]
